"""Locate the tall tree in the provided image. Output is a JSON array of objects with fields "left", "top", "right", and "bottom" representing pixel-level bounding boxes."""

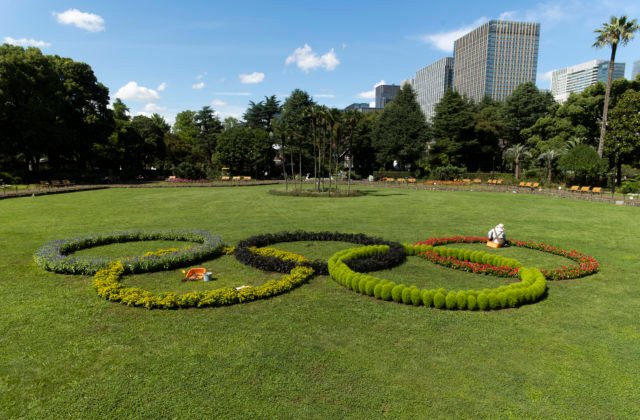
[
  {"left": 593, "top": 15, "right": 639, "bottom": 157},
  {"left": 429, "top": 90, "right": 476, "bottom": 169},
  {"left": 373, "top": 84, "right": 429, "bottom": 171},
  {"left": 279, "top": 89, "right": 315, "bottom": 186},
  {"left": 606, "top": 89, "right": 640, "bottom": 185},
  {"left": 501, "top": 82, "right": 556, "bottom": 146},
  {"left": 213, "top": 126, "right": 271, "bottom": 176},
  {"left": 503, "top": 143, "right": 531, "bottom": 180}
]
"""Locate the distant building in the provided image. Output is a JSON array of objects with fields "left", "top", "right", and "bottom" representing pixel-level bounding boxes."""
[
  {"left": 344, "top": 103, "right": 383, "bottom": 113},
  {"left": 453, "top": 20, "right": 540, "bottom": 102},
  {"left": 375, "top": 84, "right": 400, "bottom": 108},
  {"left": 412, "top": 57, "right": 454, "bottom": 121},
  {"left": 551, "top": 59, "right": 626, "bottom": 102},
  {"left": 632, "top": 60, "right": 640, "bottom": 80}
]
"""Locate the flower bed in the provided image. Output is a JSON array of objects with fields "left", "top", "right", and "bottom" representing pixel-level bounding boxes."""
[
  {"left": 328, "top": 245, "right": 547, "bottom": 310},
  {"left": 34, "top": 230, "right": 224, "bottom": 275},
  {"left": 414, "top": 236, "right": 599, "bottom": 280},
  {"left": 234, "top": 231, "right": 406, "bottom": 275}
]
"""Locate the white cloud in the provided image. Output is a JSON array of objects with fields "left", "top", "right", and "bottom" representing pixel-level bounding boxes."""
[
  {"left": 239, "top": 72, "right": 265, "bottom": 84},
  {"left": 313, "top": 93, "right": 336, "bottom": 99},
  {"left": 3, "top": 37, "right": 51, "bottom": 48},
  {"left": 369, "top": 101, "right": 376, "bottom": 108},
  {"left": 54, "top": 9, "right": 105, "bottom": 32},
  {"left": 419, "top": 17, "right": 489, "bottom": 52},
  {"left": 357, "top": 80, "right": 385, "bottom": 100},
  {"left": 211, "top": 99, "right": 227, "bottom": 107},
  {"left": 157, "top": 82, "right": 167, "bottom": 92},
  {"left": 115, "top": 81, "right": 160, "bottom": 102},
  {"left": 285, "top": 44, "right": 340, "bottom": 72},
  {"left": 215, "top": 91, "right": 251, "bottom": 96},
  {"left": 144, "top": 103, "right": 166, "bottom": 113},
  {"left": 196, "top": 72, "right": 207, "bottom": 80},
  {"left": 192, "top": 81, "right": 205, "bottom": 90}
]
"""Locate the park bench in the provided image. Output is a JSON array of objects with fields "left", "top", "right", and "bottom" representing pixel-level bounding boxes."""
[
  {"left": 591, "top": 187, "right": 602, "bottom": 194},
  {"left": 568, "top": 185, "right": 580, "bottom": 192},
  {"left": 407, "top": 178, "right": 417, "bottom": 184},
  {"left": 232, "top": 176, "right": 242, "bottom": 181},
  {"left": 579, "top": 186, "right": 591, "bottom": 193},
  {"left": 220, "top": 176, "right": 230, "bottom": 181},
  {"left": 62, "top": 179, "right": 74, "bottom": 187},
  {"left": 531, "top": 182, "right": 540, "bottom": 190},
  {"left": 242, "top": 176, "right": 252, "bottom": 181},
  {"left": 518, "top": 182, "right": 526, "bottom": 187}
]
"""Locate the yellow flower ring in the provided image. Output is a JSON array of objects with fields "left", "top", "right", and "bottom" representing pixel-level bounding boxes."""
[
  {"left": 327, "top": 244, "right": 547, "bottom": 311},
  {"left": 415, "top": 236, "right": 600, "bottom": 280},
  {"left": 93, "top": 247, "right": 315, "bottom": 310}
]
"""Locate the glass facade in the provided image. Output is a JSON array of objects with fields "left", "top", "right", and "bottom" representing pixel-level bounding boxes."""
[
  {"left": 375, "top": 85, "right": 401, "bottom": 108},
  {"left": 631, "top": 60, "right": 640, "bottom": 81},
  {"left": 413, "top": 57, "right": 454, "bottom": 121},
  {"left": 551, "top": 59, "right": 626, "bottom": 102},
  {"left": 453, "top": 20, "right": 540, "bottom": 102}
]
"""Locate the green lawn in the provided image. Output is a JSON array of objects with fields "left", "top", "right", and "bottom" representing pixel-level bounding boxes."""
[{"left": 1, "top": 185, "right": 638, "bottom": 418}]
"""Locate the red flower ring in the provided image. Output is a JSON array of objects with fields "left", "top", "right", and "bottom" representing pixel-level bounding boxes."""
[{"left": 415, "top": 236, "right": 600, "bottom": 280}]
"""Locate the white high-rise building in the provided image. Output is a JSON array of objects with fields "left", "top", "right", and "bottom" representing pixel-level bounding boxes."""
[
  {"left": 551, "top": 59, "right": 626, "bottom": 102},
  {"left": 413, "top": 57, "right": 454, "bottom": 121},
  {"left": 632, "top": 60, "right": 640, "bottom": 80}
]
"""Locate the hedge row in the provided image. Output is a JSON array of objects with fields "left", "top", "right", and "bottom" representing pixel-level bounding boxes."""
[
  {"left": 34, "top": 230, "right": 224, "bottom": 275},
  {"left": 328, "top": 245, "right": 547, "bottom": 311},
  {"left": 418, "top": 246, "right": 522, "bottom": 277},
  {"left": 94, "top": 257, "right": 315, "bottom": 309},
  {"left": 234, "top": 231, "right": 405, "bottom": 275}
]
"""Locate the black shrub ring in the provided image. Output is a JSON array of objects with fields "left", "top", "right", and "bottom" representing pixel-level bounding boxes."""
[
  {"left": 34, "top": 230, "right": 224, "bottom": 275},
  {"left": 234, "top": 231, "right": 406, "bottom": 275}
]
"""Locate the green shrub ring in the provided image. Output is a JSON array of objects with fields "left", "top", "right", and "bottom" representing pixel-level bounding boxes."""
[
  {"left": 93, "top": 248, "right": 315, "bottom": 309},
  {"left": 328, "top": 244, "right": 547, "bottom": 311},
  {"left": 34, "top": 230, "right": 224, "bottom": 275}
]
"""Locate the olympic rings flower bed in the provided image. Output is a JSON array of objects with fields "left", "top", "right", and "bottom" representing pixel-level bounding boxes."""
[
  {"left": 414, "top": 236, "right": 600, "bottom": 280},
  {"left": 34, "top": 230, "right": 224, "bottom": 275},
  {"left": 328, "top": 245, "right": 547, "bottom": 310}
]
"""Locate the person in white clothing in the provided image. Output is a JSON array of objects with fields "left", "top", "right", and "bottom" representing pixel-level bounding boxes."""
[{"left": 488, "top": 223, "right": 507, "bottom": 246}]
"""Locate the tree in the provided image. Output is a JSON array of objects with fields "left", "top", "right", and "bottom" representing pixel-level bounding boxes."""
[
  {"left": 279, "top": 89, "right": 315, "bottom": 187},
  {"left": 373, "top": 84, "right": 429, "bottom": 171},
  {"left": 244, "top": 95, "right": 281, "bottom": 131},
  {"left": 428, "top": 90, "right": 476, "bottom": 169},
  {"left": 538, "top": 149, "right": 563, "bottom": 184},
  {"left": 503, "top": 143, "right": 531, "bottom": 180},
  {"left": 213, "top": 126, "right": 271, "bottom": 176},
  {"left": 606, "top": 89, "right": 640, "bottom": 185},
  {"left": 472, "top": 97, "right": 504, "bottom": 172},
  {"left": 501, "top": 82, "right": 556, "bottom": 146},
  {"left": 593, "top": 15, "right": 639, "bottom": 157},
  {"left": 558, "top": 144, "right": 608, "bottom": 185}
]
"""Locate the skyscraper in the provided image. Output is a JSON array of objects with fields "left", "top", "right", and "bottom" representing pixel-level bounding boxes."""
[
  {"left": 413, "top": 57, "right": 454, "bottom": 121},
  {"left": 633, "top": 60, "right": 640, "bottom": 80},
  {"left": 453, "top": 20, "right": 540, "bottom": 102},
  {"left": 551, "top": 59, "right": 626, "bottom": 102},
  {"left": 375, "top": 84, "right": 400, "bottom": 108}
]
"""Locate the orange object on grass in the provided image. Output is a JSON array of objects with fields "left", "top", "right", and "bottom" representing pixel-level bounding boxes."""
[{"left": 182, "top": 267, "right": 207, "bottom": 281}]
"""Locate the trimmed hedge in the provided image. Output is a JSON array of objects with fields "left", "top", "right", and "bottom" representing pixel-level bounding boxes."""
[
  {"left": 34, "top": 230, "right": 224, "bottom": 275},
  {"left": 328, "top": 245, "right": 547, "bottom": 311},
  {"left": 234, "top": 231, "right": 406, "bottom": 275}
]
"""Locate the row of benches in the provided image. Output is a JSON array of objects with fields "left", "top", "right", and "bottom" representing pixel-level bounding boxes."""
[
  {"left": 381, "top": 178, "right": 506, "bottom": 185},
  {"left": 568, "top": 185, "right": 602, "bottom": 194},
  {"left": 220, "top": 176, "right": 252, "bottom": 181},
  {"left": 39, "top": 180, "right": 74, "bottom": 188}
]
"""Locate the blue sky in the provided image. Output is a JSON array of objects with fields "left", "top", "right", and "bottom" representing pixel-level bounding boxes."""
[{"left": 2, "top": 0, "right": 640, "bottom": 124}]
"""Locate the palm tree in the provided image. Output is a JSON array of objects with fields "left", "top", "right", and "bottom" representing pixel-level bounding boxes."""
[
  {"left": 538, "top": 149, "right": 563, "bottom": 184},
  {"left": 503, "top": 144, "right": 531, "bottom": 180},
  {"left": 593, "top": 15, "right": 639, "bottom": 158}
]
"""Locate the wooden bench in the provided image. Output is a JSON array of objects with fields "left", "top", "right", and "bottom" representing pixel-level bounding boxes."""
[
  {"left": 496, "top": 179, "right": 504, "bottom": 185},
  {"left": 242, "top": 176, "right": 252, "bottom": 181},
  {"left": 531, "top": 182, "right": 540, "bottom": 189},
  {"left": 232, "top": 176, "right": 242, "bottom": 181},
  {"left": 407, "top": 178, "right": 417, "bottom": 183},
  {"left": 518, "top": 182, "right": 526, "bottom": 187},
  {"left": 524, "top": 182, "right": 533, "bottom": 188},
  {"left": 568, "top": 185, "right": 580, "bottom": 192},
  {"left": 579, "top": 186, "right": 591, "bottom": 193},
  {"left": 591, "top": 187, "right": 602, "bottom": 194},
  {"left": 472, "top": 178, "right": 482, "bottom": 184},
  {"left": 220, "top": 176, "right": 230, "bottom": 181}
]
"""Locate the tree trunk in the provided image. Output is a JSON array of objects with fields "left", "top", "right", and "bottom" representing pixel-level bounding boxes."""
[{"left": 598, "top": 43, "right": 617, "bottom": 158}]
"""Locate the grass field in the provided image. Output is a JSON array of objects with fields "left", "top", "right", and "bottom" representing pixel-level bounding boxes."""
[{"left": 1, "top": 185, "right": 638, "bottom": 418}]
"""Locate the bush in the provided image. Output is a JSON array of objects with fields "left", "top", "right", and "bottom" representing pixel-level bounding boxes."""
[
  {"left": 433, "top": 292, "right": 446, "bottom": 309},
  {"left": 391, "top": 285, "right": 406, "bottom": 303},
  {"left": 365, "top": 279, "right": 378, "bottom": 296},
  {"left": 401, "top": 287, "right": 413, "bottom": 304},
  {"left": 467, "top": 294, "right": 477, "bottom": 310},
  {"left": 445, "top": 292, "right": 457, "bottom": 309},
  {"left": 477, "top": 294, "right": 489, "bottom": 310},
  {"left": 381, "top": 283, "right": 395, "bottom": 301},
  {"left": 620, "top": 180, "right": 640, "bottom": 194},
  {"left": 410, "top": 288, "right": 422, "bottom": 306},
  {"left": 456, "top": 291, "right": 467, "bottom": 310},
  {"left": 422, "top": 290, "right": 434, "bottom": 307},
  {"left": 430, "top": 165, "right": 465, "bottom": 181}
]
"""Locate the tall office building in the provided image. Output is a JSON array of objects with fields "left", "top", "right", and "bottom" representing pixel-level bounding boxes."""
[
  {"left": 453, "top": 20, "right": 540, "bottom": 102},
  {"left": 413, "top": 57, "right": 454, "bottom": 121},
  {"left": 375, "top": 84, "right": 400, "bottom": 108},
  {"left": 551, "top": 59, "right": 626, "bottom": 102},
  {"left": 633, "top": 60, "right": 640, "bottom": 80}
]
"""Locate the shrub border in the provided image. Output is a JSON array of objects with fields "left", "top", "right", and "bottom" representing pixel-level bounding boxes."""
[
  {"left": 234, "top": 231, "right": 406, "bottom": 275},
  {"left": 414, "top": 236, "right": 600, "bottom": 280},
  {"left": 93, "top": 248, "right": 315, "bottom": 309},
  {"left": 34, "top": 230, "right": 224, "bottom": 275},
  {"left": 328, "top": 244, "right": 547, "bottom": 310}
]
